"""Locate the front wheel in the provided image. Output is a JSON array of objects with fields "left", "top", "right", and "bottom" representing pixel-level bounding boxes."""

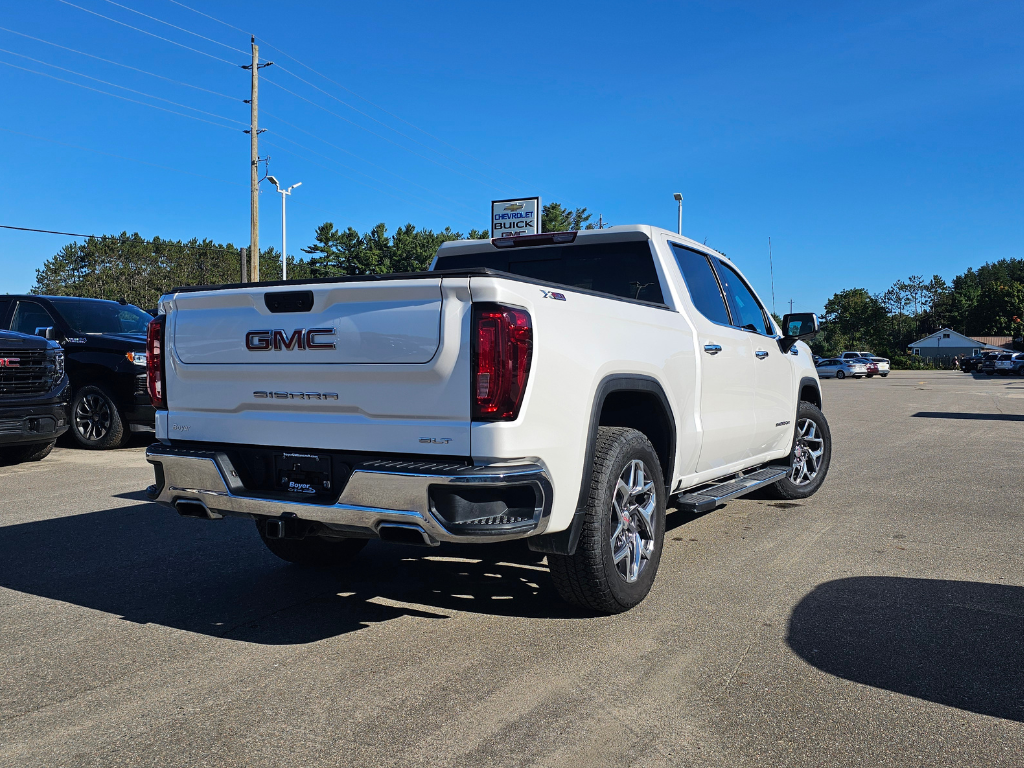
[
  {"left": 71, "top": 385, "right": 129, "bottom": 449},
  {"left": 548, "top": 427, "right": 666, "bottom": 614},
  {"left": 0, "top": 440, "right": 56, "bottom": 465},
  {"left": 881, "top": 373, "right": 889, "bottom": 377},
  {"left": 836, "top": 370, "right": 846, "bottom": 380},
  {"left": 256, "top": 520, "right": 367, "bottom": 567},
  {"left": 866, "top": 374, "right": 874, "bottom": 378},
  {"left": 768, "top": 401, "right": 832, "bottom": 500}
]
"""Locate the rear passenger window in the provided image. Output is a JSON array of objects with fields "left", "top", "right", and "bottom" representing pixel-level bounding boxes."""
[
  {"left": 713, "top": 260, "right": 771, "bottom": 335},
  {"left": 670, "top": 244, "right": 730, "bottom": 325}
]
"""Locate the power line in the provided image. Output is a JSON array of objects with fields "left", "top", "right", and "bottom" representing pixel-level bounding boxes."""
[
  {"left": 260, "top": 109, "right": 480, "bottom": 213},
  {"left": 0, "top": 25, "right": 238, "bottom": 101},
  {"left": 0, "top": 47, "right": 246, "bottom": 125},
  {"left": 0, "top": 127, "right": 247, "bottom": 187},
  {"left": 269, "top": 62, "right": 514, "bottom": 191},
  {"left": 97, "top": 0, "right": 246, "bottom": 54},
  {"left": 0, "top": 224, "right": 239, "bottom": 253},
  {"left": 262, "top": 76, "right": 507, "bottom": 194},
  {"left": 162, "top": 0, "right": 550, "bottom": 195},
  {"left": 0, "top": 59, "right": 239, "bottom": 130},
  {"left": 53, "top": 0, "right": 238, "bottom": 66}
]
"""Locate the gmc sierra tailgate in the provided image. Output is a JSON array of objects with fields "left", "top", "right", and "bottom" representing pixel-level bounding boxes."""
[{"left": 160, "top": 277, "right": 473, "bottom": 454}]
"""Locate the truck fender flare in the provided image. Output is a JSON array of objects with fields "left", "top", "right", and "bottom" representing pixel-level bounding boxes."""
[
  {"left": 528, "top": 374, "right": 675, "bottom": 557},
  {"left": 799, "top": 376, "right": 822, "bottom": 409}
]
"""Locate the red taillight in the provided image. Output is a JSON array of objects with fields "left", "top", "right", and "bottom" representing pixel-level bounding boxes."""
[
  {"left": 146, "top": 315, "right": 167, "bottom": 410},
  {"left": 472, "top": 303, "right": 532, "bottom": 421}
]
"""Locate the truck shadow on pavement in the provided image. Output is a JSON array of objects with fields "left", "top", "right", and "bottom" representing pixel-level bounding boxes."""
[
  {"left": 0, "top": 502, "right": 591, "bottom": 645},
  {"left": 788, "top": 576, "right": 1024, "bottom": 722}
]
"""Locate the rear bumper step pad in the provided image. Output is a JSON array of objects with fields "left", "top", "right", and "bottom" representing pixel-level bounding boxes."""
[{"left": 676, "top": 467, "right": 788, "bottom": 513}]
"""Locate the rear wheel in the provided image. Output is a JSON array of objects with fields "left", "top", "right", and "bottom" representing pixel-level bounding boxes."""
[
  {"left": 836, "top": 370, "right": 846, "bottom": 380},
  {"left": 71, "top": 385, "right": 129, "bottom": 449},
  {"left": 866, "top": 374, "right": 874, "bottom": 378},
  {"left": 0, "top": 440, "right": 55, "bottom": 465},
  {"left": 548, "top": 427, "right": 666, "bottom": 614},
  {"left": 881, "top": 373, "right": 889, "bottom": 377},
  {"left": 769, "top": 401, "right": 832, "bottom": 500},
  {"left": 256, "top": 520, "right": 367, "bottom": 567}
]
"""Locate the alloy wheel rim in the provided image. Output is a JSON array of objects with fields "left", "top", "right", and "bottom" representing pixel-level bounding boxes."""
[
  {"left": 789, "top": 418, "right": 824, "bottom": 486},
  {"left": 609, "top": 459, "right": 657, "bottom": 584},
  {"left": 75, "top": 393, "right": 112, "bottom": 441}
]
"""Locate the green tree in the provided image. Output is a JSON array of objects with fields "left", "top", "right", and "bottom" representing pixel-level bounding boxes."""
[{"left": 541, "top": 202, "right": 596, "bottom": 232}]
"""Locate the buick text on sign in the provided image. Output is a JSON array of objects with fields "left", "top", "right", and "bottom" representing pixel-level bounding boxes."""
[{"left": 491, "top": 197, "right": 540, "bottom": 238}]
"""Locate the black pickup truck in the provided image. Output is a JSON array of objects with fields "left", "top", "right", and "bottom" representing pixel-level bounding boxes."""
[
  {"left": 0, "top": 329, "right": 70, "bottom": 464},
  {"left": 0, "top": 296, "right": 154, "bottom": 448}
]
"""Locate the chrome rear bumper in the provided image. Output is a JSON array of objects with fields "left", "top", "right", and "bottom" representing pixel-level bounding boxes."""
[{"left": 145, "top": 443, "right": 553, "bottom": 543}]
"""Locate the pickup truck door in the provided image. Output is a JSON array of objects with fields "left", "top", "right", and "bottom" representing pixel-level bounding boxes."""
[
  {"left": 712, "top": 259, "right": 794, "bottom": 457},
  {"left": 668, "top": 243, "right": 756, "bottom": 471}
]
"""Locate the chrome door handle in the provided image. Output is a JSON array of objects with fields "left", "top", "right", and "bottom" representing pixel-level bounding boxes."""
[
  {"left": 704, "top": 344, "right": 722, "bottom": 355},
  {"left": 755, "top": 350, "right": 769, "bottom": 359}
]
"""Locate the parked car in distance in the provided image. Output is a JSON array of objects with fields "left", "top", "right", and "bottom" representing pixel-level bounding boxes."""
[
  {"left": 981, "top": 352, "right": 1002, "bottom": 375},
  {"left": 816, "top": 358, "right": 867, "bottom": 379},
  {"left": 0, "top": 329, "right": 70, "bottom": 464},
  {"left": 0, "top": 296, "right": 155, "bottom": 448},
  {"left": 994, "top": 352, "right": 1024, "bottom": 375},
  {"left": 841, "top": 351, "right": 890, "bottom": 377},
  {"left": 960, "top": 354, "right": 986, "bottom": 373}
]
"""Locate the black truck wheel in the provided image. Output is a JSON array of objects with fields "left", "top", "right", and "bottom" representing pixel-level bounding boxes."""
[
  {"left": 0, "top": 440, "right": 56, "bottom": 464},
  {"left": 256, "top": 520, "right": 367, "bottom": 567},
  {"left": 769, "top": 401, "right": 832, "bottom": 500},
  {"left": 70, "top": 385, "right": 129, "bottom": 449},
  {"left": 548, "top": 427, "right": 666, "bottom": 614}
]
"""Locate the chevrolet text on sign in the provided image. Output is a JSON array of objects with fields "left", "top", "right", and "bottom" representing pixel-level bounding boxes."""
[{"left": 491, "top": 197, "right": 540, "bottom": 238}]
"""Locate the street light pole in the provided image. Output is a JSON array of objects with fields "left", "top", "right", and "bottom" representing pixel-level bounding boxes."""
[
  {"left": 673, "top": 192, "right": 683, "bottom": 234},
  {"left": 267, "top": 176, "right": 301, "bottom": 280}
]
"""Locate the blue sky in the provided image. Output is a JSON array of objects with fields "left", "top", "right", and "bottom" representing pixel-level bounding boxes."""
[{"left": 0, "top": 0, "right": 1020, "bottom": 314}]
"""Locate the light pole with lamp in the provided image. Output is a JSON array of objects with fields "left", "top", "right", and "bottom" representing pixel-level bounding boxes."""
[
  {"left": 673, "top": 192, "right": 683, "bottom": 234},
  {"left": 267, "top": 175, "right": 301, "bottom": 280}
]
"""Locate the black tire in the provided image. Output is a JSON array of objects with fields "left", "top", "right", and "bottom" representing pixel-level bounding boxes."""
[
  {"left": 768, "top": 401, "right": 832, "bottom": 500},
  {"left": 866, "top": 374, "right": 874, "bottom": 378},
  {"left": 836, "top": 370, "right": 846, "bottom": 380},
  {"left": 0, "top": 440, "right": 56, "bottom": 465},
  {"left": 881, "top": 373, "right": 888, "bottom": 377},
  {"left": 71, "top": 385, "right": 129, "bottom": 449},
  {"left": 256, "top": 520, "right": 367, "bottom": 567},
  {"left": 548, "top": 427, "right": 666, "bottom": 614}
]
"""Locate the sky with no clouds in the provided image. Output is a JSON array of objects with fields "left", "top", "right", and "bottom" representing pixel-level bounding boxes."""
[{"left": 0, "top": 0, "right": 1021, "bottom": 313}]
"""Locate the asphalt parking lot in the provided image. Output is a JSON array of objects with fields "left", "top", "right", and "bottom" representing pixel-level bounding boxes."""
[{"left": 1, "top": 370, "right": 1022, "bottom": 767}]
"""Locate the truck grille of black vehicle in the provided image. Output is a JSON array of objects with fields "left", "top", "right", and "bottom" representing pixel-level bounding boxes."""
[{"left": 0, "top": 349, "right": 51, "bottom": 396}]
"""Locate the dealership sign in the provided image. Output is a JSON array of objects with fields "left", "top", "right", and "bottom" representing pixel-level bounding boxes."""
[{"left": 492, "top": 197, "right": 541, "bottom": 238}]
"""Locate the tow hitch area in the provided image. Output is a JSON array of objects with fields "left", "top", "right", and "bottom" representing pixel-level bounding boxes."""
[{"left": 274, "top": 452, "right": 332, "bottom": 496}]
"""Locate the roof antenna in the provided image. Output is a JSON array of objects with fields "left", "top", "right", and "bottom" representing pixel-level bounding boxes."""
[{"left": 769, "top": 236, "right": 777, "bottom": 315}]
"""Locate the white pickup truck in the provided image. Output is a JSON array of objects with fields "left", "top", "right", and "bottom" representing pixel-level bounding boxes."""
[{"left": 144, "top": 225, "right": 830, "bottom": 613}]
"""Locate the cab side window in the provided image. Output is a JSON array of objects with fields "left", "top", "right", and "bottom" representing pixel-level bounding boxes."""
[
  {"left": 670, "top": 243, "right": 730, "bottom": 325},
  {"left": 713, "top": 260, "right": 771, "bottom": 335},
  {"left": 10, "top": 301, "right": 57, "bottom": 337},
  {"left": 0, "top": 298, "right": 12, "bottom": 328}
]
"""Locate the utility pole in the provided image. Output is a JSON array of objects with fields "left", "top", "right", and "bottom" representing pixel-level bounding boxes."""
[
  {"left": 242, "top": 37, "right": 271, "bottom": 282},
  {"left": 240, "top": 247, "right": 248, "bottom": 283},
  {"left": 789, "top": 299, "right": 794, "bottom": 314}
]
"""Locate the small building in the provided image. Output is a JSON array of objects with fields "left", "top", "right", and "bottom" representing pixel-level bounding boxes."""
[{"left": 908, "top": 328, "right": 1003, "bottom": 359}]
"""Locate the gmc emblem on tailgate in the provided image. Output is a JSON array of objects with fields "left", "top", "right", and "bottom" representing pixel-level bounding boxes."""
[{"left": 245, "top": 328, "right": 336, "bottom": 351}]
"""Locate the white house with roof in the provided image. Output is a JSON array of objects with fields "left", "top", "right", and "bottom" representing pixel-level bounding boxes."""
[{"left": 907, "top": 328, "right": 1004, "bottom": 359}]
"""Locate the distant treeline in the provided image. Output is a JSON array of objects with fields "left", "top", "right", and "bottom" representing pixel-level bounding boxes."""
[
  {"left": 29, "top": 202, "right": 597, "bottom": 309},
  {"left": 813, "top": 259, "right": 1024, "bottom": 366}
]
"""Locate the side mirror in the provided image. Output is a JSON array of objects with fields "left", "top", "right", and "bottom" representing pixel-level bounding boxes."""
[
  {"left": 35, "top": 326, "right": 57, "bottom": 341},
  {"left": 778, "top": 312, "right": 819, "bottom": 353}
]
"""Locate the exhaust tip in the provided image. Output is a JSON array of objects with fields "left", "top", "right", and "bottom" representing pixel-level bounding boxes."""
[
  {"left": 378, "top": 523, "right": 439, "bottom": 547},
  {"left": 174, "top": 499, "right": 222, "bottom": 520}
]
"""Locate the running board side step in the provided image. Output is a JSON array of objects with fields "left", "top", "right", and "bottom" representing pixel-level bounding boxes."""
[{"left": 675, "top": 467, "right": 788, "bottom": 513}]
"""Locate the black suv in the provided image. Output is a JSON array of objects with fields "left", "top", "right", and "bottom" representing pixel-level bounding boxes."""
[
  {"left": 0, "top": 329, "right": 70, "bottom": 463},
  {"left": 960, "top": 354, "right": 986, "bottom": 373},
  {"left": 0, "top": 296, "right": 155, "bottom": 449}
]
